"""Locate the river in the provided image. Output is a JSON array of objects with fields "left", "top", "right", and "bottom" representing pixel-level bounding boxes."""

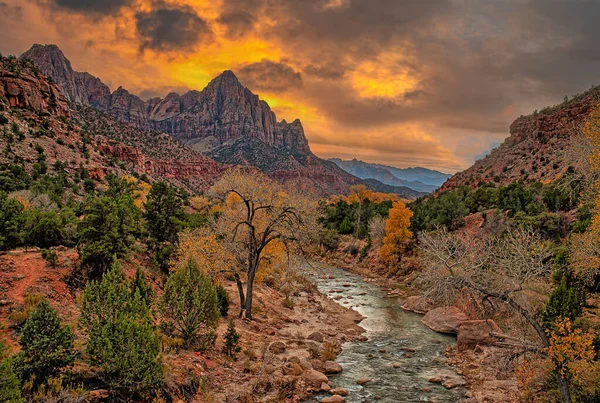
[{"left": 306, "top": 264, "right": 466, "bottom": 403}]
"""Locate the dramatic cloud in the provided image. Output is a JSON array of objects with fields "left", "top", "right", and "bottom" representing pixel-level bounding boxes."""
[
  {"left": 217, "top": 11, "right": 254, "bottom": 39},
  {"left": 236, "top": 60, "right": 302, "bottom": 93},
  {"left": 3, "top": 0, "right": 600, "bottom": 171},
  {"left": 45, "top": 0, "right": 132, "bottom": 16},
  {"left": 135, "top": 5, "right": 212, "bottom": 52}
]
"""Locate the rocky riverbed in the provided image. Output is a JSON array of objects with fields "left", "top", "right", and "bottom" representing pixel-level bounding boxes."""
[{"left": 305, "top": 263, "right": 466, "bottom": 403}]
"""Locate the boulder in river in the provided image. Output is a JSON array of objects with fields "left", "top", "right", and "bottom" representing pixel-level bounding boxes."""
[
  {"left": 401, "top": 295, "right": 433, "bottom": 314},
  {"left": 356, "top": 377, "right": 373, "bottom": 385},
  {"left": 303, "top": 369, "right": 329, "bottom": 387},
  {"left": 324, "top": 360, "right": 343, "bottom": 374},
  {"left": 457, "top": 319, "right": 502, "bottom": 350},
  {"left": 421, "top": 306, "right": 468, "bottom": 334},
  {"left": 329, "top": 387, "right": 348, "bottom": 396}
]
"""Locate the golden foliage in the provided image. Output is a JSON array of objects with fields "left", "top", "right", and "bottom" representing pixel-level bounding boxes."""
[
  {"left": 189, "top": 195, "right": 211, "bottom": 213},
  {"left": 331, "top": 187, "right": 399, "bottom": 205},
  {"left": 583, "top": 103, "right": 600, "bottom": 172},
  {"left": 380, "top": 201, "right": 413, "bottom": 264},
  {"left": 545, "top": 318, "right": 595, "bottom": 383},
  {"left": 571, "top": 104, "right": 600, "bottom": 284},
  {"left": 175, "top": 227, "right": 236, "bottom": 279}
]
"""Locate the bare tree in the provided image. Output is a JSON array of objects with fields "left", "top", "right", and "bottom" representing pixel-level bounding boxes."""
[
  {"left": 211, "top": 167, "right": 319, "bottom": 319},
  {"left": 368, "top": 216, "right": 386, "bottom": 245},
  {"left": 419, "top": 227, "right": 574, "bottom": 403}
]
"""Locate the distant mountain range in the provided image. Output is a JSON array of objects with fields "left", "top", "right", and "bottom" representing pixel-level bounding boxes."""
[
  {"left": 330, "top": 158, "right": 451, "bottom": 193},
  {"left": 12, "top": 44, "right": 423, "bottom": 198}
]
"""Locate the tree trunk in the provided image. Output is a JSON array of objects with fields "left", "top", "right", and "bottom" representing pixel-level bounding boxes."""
[
  {"left": 234, "top": 273, "right": 245, "bottom": 318},
  {"left": 471, "top": 284, "right": 573, "bottom": 403},
  {"left": 556, "top": 373, "right": 572, "bottom": 403},
  {"left": 245, "top": 268, "right": 256, "bottom": 320}
]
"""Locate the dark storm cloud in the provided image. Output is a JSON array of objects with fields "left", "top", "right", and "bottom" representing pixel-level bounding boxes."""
[
  {"left": 217, "top": 11, "right": 254, "bottom": 39},
  {"left": 237, "top": 60, "right": 302, "bottom": 93},
  {"left": 135, "top": 4, "right": 212, "bottom": 52},
  {"left": 45, "top": 0, "right": 132, "bottom": 16}
]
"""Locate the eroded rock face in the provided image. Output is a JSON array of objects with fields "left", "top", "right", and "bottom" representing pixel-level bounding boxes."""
[
  {"left": 421, "top": 306, "right": 469, "bottom": 334},
  {"left": 0, "top": 58, "right": 69, "bottom": 117},
  {"left": 20, "top": 44, "right": 370, "bottom": 195}
]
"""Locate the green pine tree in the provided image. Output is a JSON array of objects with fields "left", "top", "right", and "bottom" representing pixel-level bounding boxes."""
[
  {"left": 542, "top": 272, "right": 585, "bottom": 330},
  {"left": 78, "top": 190, "right": 138, "bottom": 277},
  {"left": 12, "top": 300, "right": 74, "bottom": 389},
  {"left": 0, "top": 340, "right": 23, "bottom": 403},
  {"left": 80, "top": 262, "right": 163, "bottom": 397},
  {"left": 216, "top": 284, "right": 230, "bottom": 318},
  {"left": 222, "top": 320, "right": 241, "bottom": 359},
  {"left": 160, "top": 258, "right": 219, "bottom": 347},
  {"left": 143, "top": 182, "right": 185, "bottom": 272}
]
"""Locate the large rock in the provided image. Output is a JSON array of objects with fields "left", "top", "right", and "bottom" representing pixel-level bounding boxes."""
[
  {"left": 324, "top": 361, "right": 343, "bottom": 374},
  {"left": 302, "top": 370, "right": 329, "bottom": 388},
  {"left": 421, "top": 306, "right": 468, "bottom": 334},
  {"left": 457, "top": 320, "right": 502, "bottom": 350},
  {"left": 401, "top": 296, "right": 433, "bottom": 314}
]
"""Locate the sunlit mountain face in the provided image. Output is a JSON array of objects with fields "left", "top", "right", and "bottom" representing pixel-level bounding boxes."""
[{"left": 2, "top": 0, "right": 599, "bottom": 173}]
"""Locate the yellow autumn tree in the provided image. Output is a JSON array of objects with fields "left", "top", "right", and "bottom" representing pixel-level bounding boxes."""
[
  {"left": 380, "top": 201, "right": 413, "bottom": 264},
  {"left": 571, "top": 104, "right": 600, "bottom": 284}
]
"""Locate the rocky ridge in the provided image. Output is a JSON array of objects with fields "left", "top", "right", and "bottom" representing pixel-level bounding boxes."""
[
  {"left": 19, "top": 44, "right": 409, "bottom": 196},
  {"left": 0, "top": 55, "right": 225, "bottom": 193},
  {"left": 21, "top": 44, "right": 310, "bottom": 156},
  {"left": 440, "top": 87, "right": 600, "bottom": 192}
]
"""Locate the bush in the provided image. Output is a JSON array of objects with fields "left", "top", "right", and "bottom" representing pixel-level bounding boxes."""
[
  {"left": 222, "top": 320, "right": 241, "bottom": 359},
  {"left": 0, "top": 192, "right": 23, "bottom": 250},
  {"left": 8, "top": 293, "right": 44, "bottom": 327},
  {"left": 80, "top": 262, "right": 163, "bottom": 397},
  {"left": 216, "top": 285, "right": 230, "bottom": 318},
  {"left": 160, "top": 258, "right": 219, "bottom": 347},
  {"left": 13, "top": 300, "right": 75, "bottom": 389},
  {"left": 282, "top": 296, "right": 295, "bottom": 310},
  {"left": 0, "top": 113, "right": 8, "bottom": 125},
  {"left": 41, "top": 249, "right": 58, "bottom": 268},
  {"left": 0, "top": 340, "right": 23, "bottom": 403},
  {"left": 78, "top": 190, "right": 138, "bottom": 277}
]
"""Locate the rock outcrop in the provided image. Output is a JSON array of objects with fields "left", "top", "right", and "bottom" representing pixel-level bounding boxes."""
[
  {"left": 21, "top": 45, "right": 311, "bottom": 155},
  {"left": 0, "top": 56, "right": 69, "bottom": 117},
  {"left": 421, "top": 306, "right": 469, "bottom": 334},
  {"left": 457, "top": 320, "right": 502, "bottom": 350}
]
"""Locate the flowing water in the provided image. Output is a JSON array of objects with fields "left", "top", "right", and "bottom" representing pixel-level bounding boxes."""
[{"left": 306, "top": 264, "right": 465, "bottom": 403}]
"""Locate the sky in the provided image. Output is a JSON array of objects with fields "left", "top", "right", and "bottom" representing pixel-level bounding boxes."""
[{"left": 1, "top": 0, "right": 599, "bottom": 173}]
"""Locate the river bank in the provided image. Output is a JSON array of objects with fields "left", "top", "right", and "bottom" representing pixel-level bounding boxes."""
[{"left": 318, "top": 252, "right": 520, "bottom": 403}]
